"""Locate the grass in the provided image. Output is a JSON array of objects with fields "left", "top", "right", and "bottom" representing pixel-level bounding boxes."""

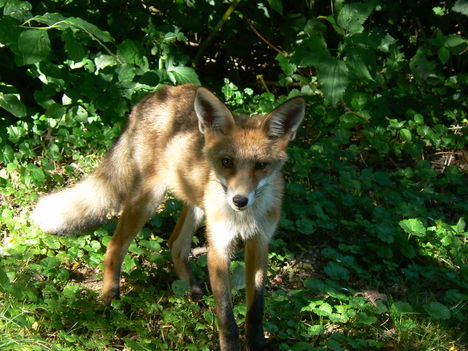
[{"left": 1, "top": 152, "right": 466, "bottom": 351}]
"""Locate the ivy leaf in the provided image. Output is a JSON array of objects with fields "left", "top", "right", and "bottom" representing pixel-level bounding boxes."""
[
  {"left": 317, "top": 58, "right": 349, "bottom": 106},
  {"left": 17, "top": 29, "right": 51, "bottom": 65},
  {"left": 399, "top": 218, "right": 426, "bottom": 238}
]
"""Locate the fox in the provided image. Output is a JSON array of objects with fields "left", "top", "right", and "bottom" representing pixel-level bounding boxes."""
[{"left": 31, "top": 84, "right": 305, "bottom": 351}]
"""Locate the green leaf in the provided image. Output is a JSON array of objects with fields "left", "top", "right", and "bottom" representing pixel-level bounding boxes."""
[
  {"left": 314, "top": 302, "right": 333, "bottom": 316},
  {"left": 307, "top": 325, "right": 324, "bottom": 336},
  {"left": 452, "top": 0, "right": 468, "bottom": 16},
  {"left": 356, "top": 312, "right": 378, "bottom": 325},
  {"left": 276, "top": 53, "right": 296, "bottom": 75},
  {"left": 324, "top": 261, "right": 350, "bottom": 280},
  {"left": 40, "top": 256, "right": 61, "bottom": 271},
  {"left": 399, "top": 218, "right": 426, "bottom": 238},
  {"left": 410, "top": 49, "right": 436, "bottom": 82},
  {"left": 0, "top": 93, "right": 26, "bottom": 117},
  {"left": 400, "top": 128, "right": 412, "bottom": 142},
  {"left": 292, "top": 36, "right": 330, "bottom": 67},
  {"left": 17, "top": 29, "right": 51, "bottom": 65},
  {"left": 347, "top": 47, "right": 375, "bottom": 81},
  {"left": 31, "top": 13, "right": 114, "bottom": 43},
  {"left": 28, "top": 12, "right": 67, "bottom": 26},
  {"left": 455, "top": 217, "right": 466, "bottom": 233},
  {"left": 443, "top": 35, "right": 466, "bottom": 47},
  {"left": 3, "top": 0, "right": 32, "bottom": 21},
  {"left": 304, "top": 18, "right": 327, "bottom": 37},
  {"left": 267, "top": 0, "right": 283, "bottom": 14},
  {"left": 438, "top": 47, "right": 450, "bottom": 64},
  {"left": 317, "top": 58, "right": 349, "bottom": 106},
  {"left": 296, "top": 217, "right": 315, "bottom": 234},
  {"left": 66, "top": 17, "right": 114, "bottom": 42},
  {"left": 337, "top": 1, "right": 376, "bottom": 35},
  {"left": 424, "top": 301, "right": 451, "bottom": 320},
  {"left": 167, "top": 66, "right": 201, "bottom": 85},
  {"left": 0, "top": 15, "right": 21, "bottom": 47},
  {"left": 118, "top": 39, "right": 142, "bottom": 65},
  {"left": 1, "top": 145, "right": 14, "bottom": 163},
  {"left": 171, "top": 280, "right": 191, "bottom": 297},
  {"left": 62, "top": 29, "right": 86, "bottom": 62}
]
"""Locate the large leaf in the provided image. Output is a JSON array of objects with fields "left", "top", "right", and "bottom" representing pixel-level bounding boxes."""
[
  {"left": 267, "top": 0, "right": 283, "bottom": 14},
  {"left": 452, "top": 0, "right": 468, "bottom": 16},
  {"left": 31, "top": 13, "right": 114, "bottom": 43},
  {"left": 317, "top": 58, "right": 349, "bottom": 106},
  {"left": 347, "top": 47, "right": 375, "bottom": 81},
  {"left": 399, "top": 218, "right": 426, "bottom": 238},
  {"left": 410, "top": 49, "right": 436, "bottom": 82},
  {"left": 3, "top": 0, "right": 32, "bottom": 21},
  {"left": 167, "top": 66, "right": 201, "bottom": 85},
  {"left": 424, "top": 301, "right": 451, "bottom": 320},
  {"left": 292, "top": 36, "right": 329, "bottom": 67},
  {"left": 17, "top": 29, "right": 51, "bottom": 65},
  {"left": 337, "top": 1, "right": 376, "bottom": 35},
  {"left": 17, "top": 29, "right": 50, "bottom": 65},
  {"left": 0, "top": 93, "right": 26, "bottom": 117},
  {"left": 62, "top": 29, "right": 86, "bottom": 62}
]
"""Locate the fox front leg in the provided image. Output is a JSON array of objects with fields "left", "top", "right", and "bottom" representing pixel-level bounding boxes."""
[{"left": 207, "top": 246, "right": 240, "bottom": 351}]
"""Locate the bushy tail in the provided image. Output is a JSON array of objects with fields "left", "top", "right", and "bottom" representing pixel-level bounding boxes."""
[{"left": 31, "top": 137, "right": 133, "bottom": 235}]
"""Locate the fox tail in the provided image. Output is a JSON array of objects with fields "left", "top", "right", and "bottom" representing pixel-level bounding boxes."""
[{"left": 31, "top": 136, "right": 133, "bottom": 235}]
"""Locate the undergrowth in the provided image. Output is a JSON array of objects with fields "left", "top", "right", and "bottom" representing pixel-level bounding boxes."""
[{"left": 1, "top": 0, "right": 467, "bottom": 350}]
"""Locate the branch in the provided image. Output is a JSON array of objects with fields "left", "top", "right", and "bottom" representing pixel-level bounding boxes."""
[
  {"left": 194, "top": 0, "right": 242, "bottom": 67},
  {"left": 244, "top": 16, "right": 291, "bottom": 57}
]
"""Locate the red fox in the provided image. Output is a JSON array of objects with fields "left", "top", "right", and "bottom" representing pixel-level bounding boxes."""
[{"left": 32, "top": 84, "right": 305, "bottom": 351}]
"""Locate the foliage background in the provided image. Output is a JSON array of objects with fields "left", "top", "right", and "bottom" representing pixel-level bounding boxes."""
[{"left": 0, "top": 0, "right": 467, "bottom": 350}]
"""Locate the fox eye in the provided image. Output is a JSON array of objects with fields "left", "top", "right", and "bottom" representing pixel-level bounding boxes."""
[
  {"left": 255, "top": 162, "right": 268, "bottom": 170},
  {"left": 221, "top": 157, "right": 233, "bottom": 168}
]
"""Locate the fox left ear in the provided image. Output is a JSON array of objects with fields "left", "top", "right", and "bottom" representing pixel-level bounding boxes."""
[{"left": 263, "top": 97, "right": 306, "bottom": 141}]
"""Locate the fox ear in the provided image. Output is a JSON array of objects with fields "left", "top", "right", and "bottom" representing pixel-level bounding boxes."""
[
  {"left": 263, "top": 97, "right": 305, "bottom": 140},
  {"left": 194, "top": 87, "right": 234, "bottom": 135}
]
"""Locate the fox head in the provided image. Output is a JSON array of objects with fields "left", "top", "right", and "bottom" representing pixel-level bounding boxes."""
[{"left": 194, "top": 87, "right": 305, "bottom": 212}]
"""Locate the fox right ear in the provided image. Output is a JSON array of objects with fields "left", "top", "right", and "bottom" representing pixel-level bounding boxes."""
[
  {"left": 263, "top": 97, "right": 305, "bottom": 141},
  {"left": 194, "top": 87, "right": 234, "bottom": 135}
]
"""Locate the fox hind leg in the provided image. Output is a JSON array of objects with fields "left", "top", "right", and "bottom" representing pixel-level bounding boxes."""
[
  {"left": 169, "top": 204, "right": 205, "bottom": 298},
  {"left": 102, "top": 183, "right": 166, "bottom": 304}
]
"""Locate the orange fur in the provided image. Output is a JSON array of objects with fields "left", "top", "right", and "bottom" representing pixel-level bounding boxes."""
[{"left": 32, "top": 85, "right": 305, "bottom": 351}]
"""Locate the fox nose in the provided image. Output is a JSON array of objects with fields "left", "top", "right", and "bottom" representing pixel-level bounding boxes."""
[{"left": 232, "top": 195, "right": 249, "bottom": 209}]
